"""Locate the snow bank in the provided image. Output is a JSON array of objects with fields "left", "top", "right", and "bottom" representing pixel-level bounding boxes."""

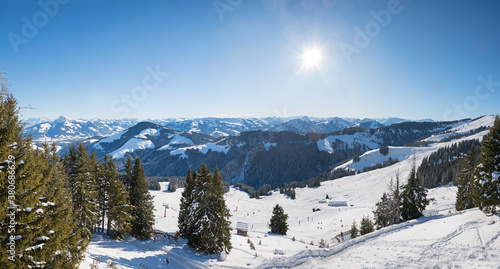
[
  {"left": 134, "top": 128, "right": 160, "bottom": 139},
  {"left": 169, "top": 142, "right": 230, "bottom": 159},
  {"left": 336, "top": 146, "right": 414, "bottom": 172},
  {"left": 158, "top": 134, "right": 194, "bottom": 151},
  {"left": 110, "top": 138, "right": 155, "bottom": 159},
  {"left": 318, "top": 133, "right": 382, "bottom": 153}
]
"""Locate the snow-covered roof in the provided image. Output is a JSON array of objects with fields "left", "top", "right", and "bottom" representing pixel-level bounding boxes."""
[{"left": 236, "top": 222, "right": 248, "bottom": 232}]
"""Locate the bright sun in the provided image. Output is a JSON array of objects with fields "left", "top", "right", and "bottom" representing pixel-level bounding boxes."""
[{"left": 301, "top": 47, "right": 323, "bottom": 69}]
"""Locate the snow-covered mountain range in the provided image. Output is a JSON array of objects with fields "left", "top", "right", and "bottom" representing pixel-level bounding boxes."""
[
  {"left": 23, "top": 116, "right": 426, "bottom": 143},
  {"left": 60, "top": 116, "right": 493, "bottom": 189},
  {"left": 79, "top": 115, "right": 499, "bottom": 268}
]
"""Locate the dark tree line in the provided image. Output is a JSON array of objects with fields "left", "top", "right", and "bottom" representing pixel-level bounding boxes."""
[
  {"left": 417, "top": 139, "right": 482, "bottom": 188},
  {"left": 457, "top": 116, "right": 500, "bottom": 213}
]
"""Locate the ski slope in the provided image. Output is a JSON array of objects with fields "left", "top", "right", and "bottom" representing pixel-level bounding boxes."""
[{"left": 79, "top": 118, "right": 499, "bottom": 269}]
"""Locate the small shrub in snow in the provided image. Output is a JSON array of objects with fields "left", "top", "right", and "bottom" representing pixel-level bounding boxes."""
[
  {"left": 90, "top": 257, "right": 100, "bottom": 269},
  {"left": 248, "top": 239, "right": 256, "bottom": 250}
]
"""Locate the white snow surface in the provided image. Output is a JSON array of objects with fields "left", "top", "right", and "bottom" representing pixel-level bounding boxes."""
[
  {"left": 158, "top": 134, "right": 194, "bottom": 151},
  {"left": 98, "top": 130, "right": 127, "bottom": 144},
  {"left": 134, "top": 128, "right": 160, "bottom": 139},
  {"left": 170, "top": 142, "right": 229, "bottom": 159},
  {"left": 110, "top": 138, "right": 155, "bottom": 159},
  {"left": 336, "top": 146, "right": 414, "bottom": 172},
  {"left": 318, "top": 133, "right": 382, "bottom": 153},
  {"left": 80, "top": 122, "right": 499, "bottom": 269},
  {"left": 425, "top": 115, "right": 495, "bottom": 142}
]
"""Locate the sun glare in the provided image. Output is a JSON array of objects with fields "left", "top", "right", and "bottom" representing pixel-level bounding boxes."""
[{"left": 301, "top": 47, "right": 323, "bottom": 69}]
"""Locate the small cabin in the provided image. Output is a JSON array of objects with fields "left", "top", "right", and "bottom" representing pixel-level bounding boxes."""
[
  {"left": 236, "top": 222, "right": 248, "bottom": 236},
  {"left": 328, "top": 201, "right": 348, "bottom": 207}
]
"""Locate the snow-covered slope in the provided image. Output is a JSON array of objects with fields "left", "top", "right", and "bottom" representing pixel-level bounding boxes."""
[
  {"left": 259, "top": 208, "right": 500, "bottom": 269},
  {"left": 336, "top": 146, "right": 413, "bottom": 172},
  {"left": 79, "top": 122, "right": 498, "bottom": 269},
  {"left": 425, "top": 115, "right": 495, "bottom": 142}
]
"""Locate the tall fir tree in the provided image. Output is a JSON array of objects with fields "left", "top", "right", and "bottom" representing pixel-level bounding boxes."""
[
  {"left": 401, "top": 157, "right": 429, "bottom": 221},
  {"left": 178, "top": 168, "right": 194, "bottom": 237},
  {"left": 104, "top": 155, "right": 133, "bottom": 239},
  {"left": 0, "top": 85, "right": 50, "bottom": 267},
  {"left": 129, "top": 157, "right": 155, "bottom": 240},
  {"left": 94, "top": 152, "right": 107, "bottom": 233},
  {"left": 456, "top": 144, "right": 479, "bottom": 211},
  {"left": 187, "top": 165, "right": 232, "bottom": 253},
  {"left": 37, "top": 143, "right": 79, "bottom": 268},
  {"left": 64, "top": 143, "right": 99, "bottom": 259},
  {"left": 269, "top": 204, "right": 289, "bottom": 235},
  {"left": 0, "top": 72, "right": 78, "bottom": 268},
  {"left": 122, "top": 156, "right": 134, "bottom": 192},
  {"left": 473, "top": 115, "right": 500, "bottom": 213}
]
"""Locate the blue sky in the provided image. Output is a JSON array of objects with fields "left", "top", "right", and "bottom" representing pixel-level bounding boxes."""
[{"left": 1, "top": 0, "right": 499, "bottom": 121}]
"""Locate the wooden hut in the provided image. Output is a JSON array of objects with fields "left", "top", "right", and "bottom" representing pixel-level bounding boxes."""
[{"left": 236, "top": 222, "right": 248, "bottom": 236}]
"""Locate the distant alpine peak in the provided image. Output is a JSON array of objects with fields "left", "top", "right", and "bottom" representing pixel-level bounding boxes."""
[{"left": 55, "top": 116, "right": 68, "bottom": 123}]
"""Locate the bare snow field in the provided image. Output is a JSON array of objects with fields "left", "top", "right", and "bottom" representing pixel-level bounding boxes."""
[{"left": 80, "top": 117, "right": 500, "bottom": 269}]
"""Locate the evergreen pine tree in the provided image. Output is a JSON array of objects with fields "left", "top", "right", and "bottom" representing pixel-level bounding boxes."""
[
  {"left": 401, "top": 157, "right": 429, "bottom": 221},
  {"left": 473, "top": 115, "right": 500, "bottom": 213},
  {"left": 129, "top": 157, "right": 155, "bottom": 240},
  {"left": 64, "top": 143, "right": 99, "bottom": 261},
  {"left": 0, "top": 72, "right": 78, "bottom": 268},
  {"left": 122, "top": 156, "right": 133, "bottom": 192},
  {"left": 359, "top": 215, "right": 374, "bottom": 235},
  {"left": 269, "top": 204, "right": 289, "bottom": 235},
  {"left": 104, "top": 156, "right": 133, "bottom": 239},
  {"left": 350, "top": 220, "right": 359, "bottom": 239},
  {"left": 0, "top": 87, "right": 50, "bottom": 267},
  {"left": 178, "top": 168, "right": 194, "bottom": 237},
  {"left": 456, "top": 145, "right": 478, "bottom": 211},
  {"left": 390, "top": 173, "right": 402, "bottom": 225},
  {"left": 373, "top": 192, "right": 391, "bottom": 229},
  {"left": 94, "top": 152, "right": 107, "bottom": 233},
  {"left": 187, "top": 165, "right": 232, "bottom": 253},
  {"left": 37, "top": 143, "right": 78, "bottom": 268}
]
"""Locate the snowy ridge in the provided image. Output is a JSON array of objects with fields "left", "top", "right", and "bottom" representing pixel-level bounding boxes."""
[
  {"left": 170, "top": 141, "right": 230, "bottom": 159},
  {"left": 110, "top": 138, "right": 155, "bottom": 159},
  {"left": 425, "top": 115, "right": 495, "bottom": 142},
  {"left": 317, "top": 133, "right": 382, "bottom": 154},
  {"left": 158, "top": 134, "right": 194, "bottom": 151},
  {"left": 336, "top": 146, "right": 413, "bottom": 172}
]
